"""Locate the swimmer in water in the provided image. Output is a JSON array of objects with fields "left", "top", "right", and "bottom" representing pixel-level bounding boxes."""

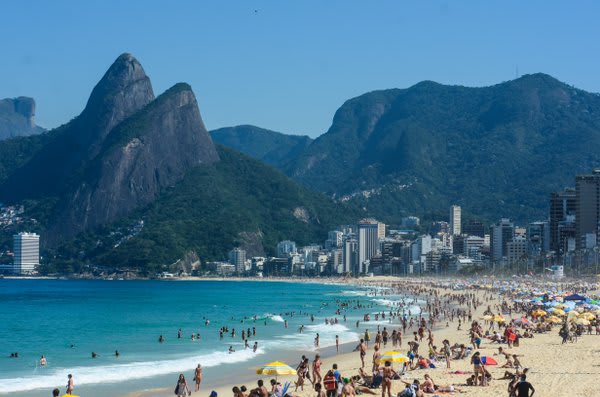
[
  {"left": 115, "top": 350, "right": 120, "bottom": 357},
  {"left": 40, "top": 355, "right": 47, "bottom": 366}
]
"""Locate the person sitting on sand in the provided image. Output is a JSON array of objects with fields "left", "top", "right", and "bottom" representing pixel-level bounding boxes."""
[
  {"left": 349, "top": 376, "right": 378, "bottom": 395},
  {"left": 501, "top": 355, "right": 514, "bottom": 368},
  {"left": 421, "top": 374, "right": 436, "bottom": 393},
  {"left": 399, "top": 380, "right": 423, "bottom": 397},
  {"left": 342, "top": 378, "right": 356, "bottom": 397}
]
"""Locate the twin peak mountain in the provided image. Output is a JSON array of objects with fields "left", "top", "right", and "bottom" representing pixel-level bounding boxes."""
[{"left": 1, "top": 53, "right": 219, "bottom": 244}]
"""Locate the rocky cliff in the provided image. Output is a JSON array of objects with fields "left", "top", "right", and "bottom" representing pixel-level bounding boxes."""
[
  {"left": 0, "top": 96, "right": 45, "bottom": 140},
  {"left": 51, "top": 83, "right": 219, "bottom": 240},
  {"left": 0, "top": 53, "right": 155, "bottom": 200}
]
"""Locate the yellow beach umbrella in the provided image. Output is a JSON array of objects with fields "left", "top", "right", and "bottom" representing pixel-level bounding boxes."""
[
  {"left": 493, "top": 314, "right": 506, "bottom": 322},
  {"left": 376, "top": 351, "right": 410, "bottom": 364},
  {"left": 546, "top": 316, "right": 562, "bottom": 323},
  {"left": 481, "top": 315, "right": 493, "bottom": 320},
  {"left": 533, "top": 310, "right": 547, "bottom": 317},
  {"left": 256, "top": 361, "right": 297, "bottom": 376},
  {"left": 579, "top": 312, "right": 595, "bottom": 320},
  {"left": 553, "top": 309, "right": 566, "bottom": 316},
  {"left": 575, "top": 318, "right": 590, "bottom": 326}
]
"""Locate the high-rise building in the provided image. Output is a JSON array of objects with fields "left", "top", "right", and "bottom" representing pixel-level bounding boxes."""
[
  {"left": 228, "top": 247, "right": 246, "bottom": 273},
  {"left": 575, "top": 171, "right": 600, "bottom": 249},
  {"left": 342, "top": 238, "right": 358, "bottom": 275},
  {"left": 276, "top": 240, "right": 297, "bottom": 258},
  {"left": 507, "top": 236, "right": 527, "bottom": 266},
  {"left": 13, "top": 232, "right": 40, "bottom": 275},
  {"left": 325, "top": 231, "right": 343, "bottom": 250},
  {"left": 450, "top": 205, "right": 461, "bottom": 236},
  {"left": 528, "top": 221, "right": 550, "bottom": 256},
  {"left": 463, "top": 220, "right": 485, "bottom": 238},
  {"left": 358, "top": 219, "right": 380, "bottom": 274},
  {"left": 550, "top": 188, "right": 576, "bottom": 253},
  {"left": 490, "top": 219, "right": 514, "bottom": 261},
  {"left": 377, "top": 222, "right": 386, "bottom": 239}
]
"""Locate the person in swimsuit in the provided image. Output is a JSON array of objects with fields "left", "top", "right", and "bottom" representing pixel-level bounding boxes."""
[
  {"left": 66, "top": 374, "right": 74, "bottom": 395},
  {"left": 421, "top": 374, "right": 435, "bottom": 393},
  {"left": 471, "top": 352, "right": 486, "bottom": 386},
  {"left": 175, "top": 373, "right": 191, "bottom": 397},
  {"left": 194, "top": 364, "right": 203, "bottom": 391},
  {"left": 379, "top": 361, "right": 398, "bottom": 397},
  {"left": 313, "top": 354, "right": 323, "bottom": 385},
  {"left": 372, "top": 345, "right": 381, "bottom": 373},
  {"left": 356, "top": 339, "right": 367, "bottom": 368},
  {"left": 40, "top": 355, "right": 46, "bottom": 366}
]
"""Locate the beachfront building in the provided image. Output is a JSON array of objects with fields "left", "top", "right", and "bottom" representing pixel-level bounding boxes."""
[
  {"left": 575, "top": 170, "right": 600, "bottom": 250},
  {"left": 450, "top": 205, "right": 461, "bottom": 235},
  {"left": 228, "top": 248, "right": 247, "bottom": 273},
  {"left": 325, "top": 231, "right": 343, "bottom": 250},
  {"left": 490, "top": 218, "right": 514, "bottom": 262},
  {"left": 13, "top": 232, "right": 39, "bottom": 275},
  {"left": 342, "top": 237, "right": 358, "bottom": 275},
  {"left": 358, "top": 219, "right": 380, "bottom": 274},
  {"left": 550, "top": 188, "right": 576, "bottom": 254},
  {"left": 276, "top": 240, "right": 296, "bottom": 258},
  {"left": 528, "top": 221, "right": 550, "bottom": 256},
  {"left": 507, "top": 236, "right": 527, "bottom": 267}
]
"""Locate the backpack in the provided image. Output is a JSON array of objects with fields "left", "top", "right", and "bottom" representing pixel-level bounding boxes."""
[{"left": 323, "top": 375, "right": 337, "bottom": 391}]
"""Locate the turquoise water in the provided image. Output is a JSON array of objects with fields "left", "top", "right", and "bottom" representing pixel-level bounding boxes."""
[{"left": 0, "top": 279, "right": 419, "bottom": 396}]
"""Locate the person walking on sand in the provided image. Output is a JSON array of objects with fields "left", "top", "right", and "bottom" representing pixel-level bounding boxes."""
[
  {"left": 355, "top": 339, "right": 367, "bottom": 368},
  {"left": 66, "top": 374, "right": 74, "bottom": 395},
  {"left": 175, "top": 373, "right": 191, "bottom": 396},
  {"left": 194, "top": 364, "right": 203, "bottom": 391},
  {"left": 313, "top": 354, "right": 323, "bottom": 385}
]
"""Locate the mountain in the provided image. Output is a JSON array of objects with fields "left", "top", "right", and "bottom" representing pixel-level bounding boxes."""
[
  {"left": 0, "top": 97, "right": 45, "bottom": 140},
  {"left": 0, "top": 53, "right": 357, "bottom": 271},
  {"left": 285, "top": 74, "right": 600, "bottom": 223},
  {"left": 52, "top": 145, "right": 357, "bottom": 272},
  {"left": 0, "top": 53, "right": 156, "bottom": 201},
  {"left": 210, "top": 125, "right": 312, "bottom": 168}
]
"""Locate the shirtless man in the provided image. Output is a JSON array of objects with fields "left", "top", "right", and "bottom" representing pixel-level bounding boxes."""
[
  {"left": 356, "top": 339, "right": 367, "bottom": 368},
  {"left": 379, "top": 361, "right": 398, "bottom": 397},
  {"left": 257, "top": 380, "right": 269, "bottom": 397},
  {"left": 194, "top": 364, "right": 203, "bottom": 391}
]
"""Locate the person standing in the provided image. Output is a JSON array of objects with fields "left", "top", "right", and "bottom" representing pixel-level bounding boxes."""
[
  {"left": 175, "top": 373, "right": 191, "bottom": 397},
  {"left": 194, "top": 364, "right": 203, "bottom": 392},
  {"left": 66, "top": 374, "right": 74, "bottom": 395},
  {"left": 515, "top": 374, "right": 535, "bottom": 397},
  {"left": 335, "top": 335, "right": 339, "bottom": 353}
]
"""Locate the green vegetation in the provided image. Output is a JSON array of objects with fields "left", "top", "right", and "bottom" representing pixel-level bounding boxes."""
[
  {"left": 211, "top": 125, "right": 313, "bottom": 168},
  {"left": 0, "top": 133, "right": 52, "bottom": 184},
  {"left": 44, "top": 146, "right": 361, "bottom": 272}
]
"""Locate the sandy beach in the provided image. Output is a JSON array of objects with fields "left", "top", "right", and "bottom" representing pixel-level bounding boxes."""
[{"left": 122, "top": 276, "right": 600, "bottom": 397}]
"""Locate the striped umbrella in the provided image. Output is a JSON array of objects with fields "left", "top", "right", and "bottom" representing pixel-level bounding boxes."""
[
  {"left": 256, "top": 361, "right": 297, "bottom": 376},
  {"left": 376, "top": 351, "right": 409, "bottom": 364}
]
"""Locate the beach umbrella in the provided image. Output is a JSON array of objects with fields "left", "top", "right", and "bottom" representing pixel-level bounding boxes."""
[
  {"left": 493, "top": 314, "right": 505, "bottom": 322},
  {"left": 547, "top": 316, "right": 562, "bottom": 323},
  {"left": 532, "top": 310, "right": 547, "bottom": 317},
  {"left": 481, "top": 356, "right": 497, "bottom": 365},
  {"left": 481, "top": 315, "right": 493, "bottom": 320},
  {"left": 376, "top": 350, "right": 410, "bottom": 363},
  {"left": 575, "top": 318, "right": 590, "bottom": 326},
  {"left": 579, "top": 312, "right": 595, "bottom": 320},
  {"left": 553, "top": 309, "right": 566, "bottom": 316},
  {"left": 256, "top": 361, "right": 296, "bottom": 376}
]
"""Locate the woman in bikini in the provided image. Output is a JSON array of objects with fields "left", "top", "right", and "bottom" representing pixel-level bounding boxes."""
[
  {"left": 313, "top": 354, "right": 323, "bottom": 386},
  {"left": 379, "top": 361, "right": 398, "bottom": 397}
]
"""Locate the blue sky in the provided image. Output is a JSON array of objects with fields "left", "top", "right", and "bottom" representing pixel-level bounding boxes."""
[{"left": 2, "top": 1, "right": 600, "bottom": 137}]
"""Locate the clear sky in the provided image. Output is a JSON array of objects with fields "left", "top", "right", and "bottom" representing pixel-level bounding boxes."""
[{"left": 2, "top": 1, "right": 600, "bottom": 137}]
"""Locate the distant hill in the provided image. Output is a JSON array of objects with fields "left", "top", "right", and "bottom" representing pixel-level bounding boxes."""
[
  {"left": 211, "top": 125, "right": 312, "bottom": 168},
  {"left": 0, "top": 54, "right": 358, "bottom": 272},
  {"left": 0, "top": 97, "right": 45, "bottom": 140},
  {"left": 284, "top": 74, "right": 600, "bottom": 223}
]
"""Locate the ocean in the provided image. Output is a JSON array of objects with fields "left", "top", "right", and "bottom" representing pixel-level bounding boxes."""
[{"left": 0, "top": 279, "right": 421, "bottom": 396}]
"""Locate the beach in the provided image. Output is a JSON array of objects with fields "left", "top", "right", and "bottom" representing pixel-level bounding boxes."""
[
  {"left": 132, "top": 277, "right": 600, "bottom": 397},
  {"left": 2, "top": 276, "right": 599, "bottom": 397}
]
